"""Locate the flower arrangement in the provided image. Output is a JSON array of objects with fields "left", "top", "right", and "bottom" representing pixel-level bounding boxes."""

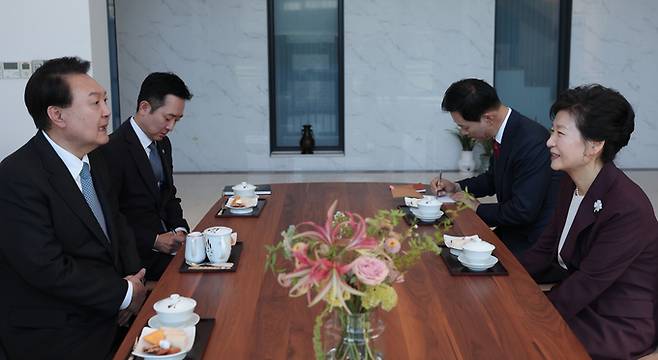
[{"left": 265, "top": 201, "right": 452, "bottom": 359}]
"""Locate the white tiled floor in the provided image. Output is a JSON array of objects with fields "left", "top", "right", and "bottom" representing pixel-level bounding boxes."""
[{"left": 174, "top": 170, "right": 658, "bottom": 228}]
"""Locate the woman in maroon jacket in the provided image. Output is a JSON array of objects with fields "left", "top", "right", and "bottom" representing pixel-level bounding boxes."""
[{"left": 520, "top": 84, "right": 658, "bottom": 360}]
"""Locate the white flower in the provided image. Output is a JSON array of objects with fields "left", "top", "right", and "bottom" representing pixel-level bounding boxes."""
[{"left": 594, "top": 200, "right": 603, "bottom": 213}]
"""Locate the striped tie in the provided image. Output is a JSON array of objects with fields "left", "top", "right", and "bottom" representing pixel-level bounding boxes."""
[{"left": 80, "top": 162, "right": 109, "bottom": 239}]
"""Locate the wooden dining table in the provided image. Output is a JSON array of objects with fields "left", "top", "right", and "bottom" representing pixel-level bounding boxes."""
[{"left": 114, "top": 182, "right": 590, "bottom": 359}]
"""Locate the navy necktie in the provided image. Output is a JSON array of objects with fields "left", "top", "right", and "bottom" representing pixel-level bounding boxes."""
[
  {"left": 149, "top": 142, "right": 165, "bottom": 188},
  {"left": 80, "top": 163, "right": 109, "bottom": 239}
]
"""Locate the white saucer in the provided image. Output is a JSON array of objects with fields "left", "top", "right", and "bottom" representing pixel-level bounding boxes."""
[
  {"left": 457, "top": 255, "right": 498, "bottom": 271},
  {"left": 148, "top": 313, "right": 200, "bottom": 329},
  {"left": 449, "top": 248, "right": 463, "bottom": 256},
  {"left": 229, "top": 207, "right": 254, "bottom": 214}
]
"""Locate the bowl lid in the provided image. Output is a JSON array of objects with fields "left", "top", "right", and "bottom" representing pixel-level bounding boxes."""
[
  {"left": 418, "top": 197, "right": 441, "bottom": 207},
  {"left": 153, "top": 294, "right": 197, "bottom": 313},
  {"left": 203, "top": 226, "right": 232, "bottom": 236},
  {"left": 232, "top": 181, "right": 256, "bottom": 191},
  {"left": 462, "top": 239, "right": 495, "bottom": 252}
]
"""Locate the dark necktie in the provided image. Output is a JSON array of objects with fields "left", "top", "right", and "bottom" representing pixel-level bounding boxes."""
[
  {"left": 493, "top": 140, "right": 501, "bottom": 160},
  {"left": 148, "top": 142, "right": 165, "bottom": 188},
  {"left": 80, "top": 163, "right": 109, "bottom": 239}
]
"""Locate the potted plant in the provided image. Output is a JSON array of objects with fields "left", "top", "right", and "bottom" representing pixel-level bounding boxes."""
[
  {"left": 478, "top": 139, "right": 493, "bottom": 173},
  {"left": 448, "top": 128, "right": 476, "bottom": 174}
]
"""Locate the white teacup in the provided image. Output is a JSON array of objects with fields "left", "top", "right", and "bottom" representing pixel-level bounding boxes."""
[
  {"left": 462, "top": 239, "right": 495, "bottom": 263},
  {"left": 417, "top": 196, "right": 443, "bottom": 219},
  {"left": 232, "top": 182, "right": 257, "bottom": 198},
  {"left": 153, "top": 294, "right": 197, "bottom": 326},
  {"left": 185, "top": 231, "right": 206, "bottom": 264},
  {"left": 204, "top": 226, "right": 236, "bottom": 264}
]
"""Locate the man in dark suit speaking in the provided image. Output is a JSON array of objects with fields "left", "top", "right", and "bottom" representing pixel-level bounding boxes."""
[
  {"left": 431, "top": 78, "right": 561, "bottom": 255},
  {"left": 0, "top": 57, "right": 147, "bottom": 358},
  {"left": 100, "top": 73, "right": 192, "bottom": 281}
]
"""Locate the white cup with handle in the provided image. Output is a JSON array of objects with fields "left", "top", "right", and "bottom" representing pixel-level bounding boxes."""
[
  {"left": 185, "top": 231, "right": 206, "bottom": 264},
  {"left": 204, "top": 226, "right": 235, "bottom": 264}
]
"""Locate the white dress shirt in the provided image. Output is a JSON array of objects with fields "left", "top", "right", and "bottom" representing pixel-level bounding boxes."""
[
  {"left": 494, "top": 107, "right": 512, "bottom": 145},
  {"left": 42, "top": 131, "right": 133, "bottom": 310}
]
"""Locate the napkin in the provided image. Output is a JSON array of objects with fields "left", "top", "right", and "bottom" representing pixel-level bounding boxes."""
[
  {"left": 443, "top": 234, "right": 481, "bottom": 250},
  {"left": 390, "top": 185, "right": 423, "bottom": 198},
  {"left": 404, "top": 196, "right": 422, "bottom": 207}
]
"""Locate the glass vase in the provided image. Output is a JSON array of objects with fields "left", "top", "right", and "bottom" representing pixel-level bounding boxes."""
[{"left": 324, "top": 310, "right": 385, "bottom": 360}]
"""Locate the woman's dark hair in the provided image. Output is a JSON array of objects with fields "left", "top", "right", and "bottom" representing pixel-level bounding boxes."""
[
  {"left": 550, "top": 84, "right": 634, "bottom": 163},
  {"left": 136, "top": 72, "right": 193, "bottom": 112},
  {"left": 441, "top": 78, "right": 501, "bottom": 122},
  {"left": 24, "top": 57, "right": 91, "bottom": 131}
]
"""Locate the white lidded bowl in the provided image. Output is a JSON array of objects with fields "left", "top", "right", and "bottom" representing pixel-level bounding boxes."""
[
  {"left": 153, "top": 294, "right": 197, "bottom": 326},
  {"left": 417, "top": 197, "right": 443, "bottom": 218},
  {"left": 461, "top": 239, "right": 495, "bottom": 264},
  {"left": 232, "top": 181, "right": 256, "bottom": 198}
]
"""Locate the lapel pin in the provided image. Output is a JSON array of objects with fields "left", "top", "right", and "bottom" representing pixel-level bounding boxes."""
[{"left": 594, "top": 200, "right": 603, "bottom": 213}]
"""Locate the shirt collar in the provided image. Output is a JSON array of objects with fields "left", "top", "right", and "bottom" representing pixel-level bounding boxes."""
[
  {"left": 130, "top": 116, "right": 154, "bottom": 150},
  {"left": 494, "top": 107, "right": 512, "bottom": 144},
  {"left": 42, "top": 130, "right": 89, "bottom": 179}
]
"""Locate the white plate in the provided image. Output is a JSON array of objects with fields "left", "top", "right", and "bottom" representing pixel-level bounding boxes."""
[
  {"left": 132, "top": 326, "right": 196, "bottom": 360},
  {"left": 457, "top": 255, "right": 498, "bottom": 271},
  {"left": 443, "top": 234, "right": 480, "bottom": 250},
  {"left": 148, "top": 313, "right": 200, "bottom": 329},
  {"left": 226, "top": 196, "right": 258, "bottom": 210},
  {"left": 404, "top": 196, "right": 421, "bottom": 207}
]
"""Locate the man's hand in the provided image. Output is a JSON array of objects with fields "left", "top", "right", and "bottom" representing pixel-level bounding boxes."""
[
  {"left": 154, "top": 231, "right": 185, "bottom": 254},
  {"left": 118, "top": 268, "right": 147, "bottom": 326},
  {"left": 430, "top": 177, "right": 459, "bottom": 196},
  {"left": 451, "top": 191, "right": 480, "bottom": 211}
]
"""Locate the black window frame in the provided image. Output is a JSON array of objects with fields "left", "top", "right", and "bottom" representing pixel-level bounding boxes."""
[{"left": 267, "top": 0, "right": 345, "bottom": 153}]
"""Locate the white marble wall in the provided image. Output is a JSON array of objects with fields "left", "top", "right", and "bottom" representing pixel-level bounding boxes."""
[
  {"left": 115, "top": 0, "right": 494, "bottom": 171},
  {"left": 570, "top": 0, "right": 658, "bottom": 168}
]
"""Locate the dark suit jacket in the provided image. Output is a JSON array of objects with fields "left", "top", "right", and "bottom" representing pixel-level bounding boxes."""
[
  {"left": 458, "top": 109, "right": 561, "bottom": 254},
  {"left": 520, "top": 162, "right": 658, "bottom": 360},
  {"left": 0, "top": 132, "right": 141, "bottom": 359},
  {"left": 99, "top": 119, "right": 188, "bottom": 280}
]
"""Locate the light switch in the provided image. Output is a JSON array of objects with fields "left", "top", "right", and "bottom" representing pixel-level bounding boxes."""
[
  {"left": 20, "top": 62, "right": 31, "bottom": 78},
  {"left": 2, "top": 62, "right": 20, "bottom": 79},
  {"left": 31, "top": 60, "right": 45, "bottom": 74}
]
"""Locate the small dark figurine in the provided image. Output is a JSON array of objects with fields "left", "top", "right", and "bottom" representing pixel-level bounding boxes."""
[{"left": 300, "top": 124, "right": 315, "bottom": 154}]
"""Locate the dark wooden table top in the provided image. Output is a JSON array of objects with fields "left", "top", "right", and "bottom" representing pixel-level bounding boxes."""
[{"left": 114, "top": 182, "right": 589, "bottom": 360}]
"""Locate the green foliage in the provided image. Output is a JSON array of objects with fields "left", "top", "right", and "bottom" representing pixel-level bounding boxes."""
[
  {"left": 264, "top": 241, "right": 285, "bottom": 273},
  {"left": 313, "top": 305, "right": 331, "bottom": 360},
  {"left": 448, "top": 128, "right": 476, "bottom": 151},
  {"left": 362, "top": 284, "right": 398, "bottom": 311},
  {"left": 479, "top": 138, "right": 493, "bottom": 156}
]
